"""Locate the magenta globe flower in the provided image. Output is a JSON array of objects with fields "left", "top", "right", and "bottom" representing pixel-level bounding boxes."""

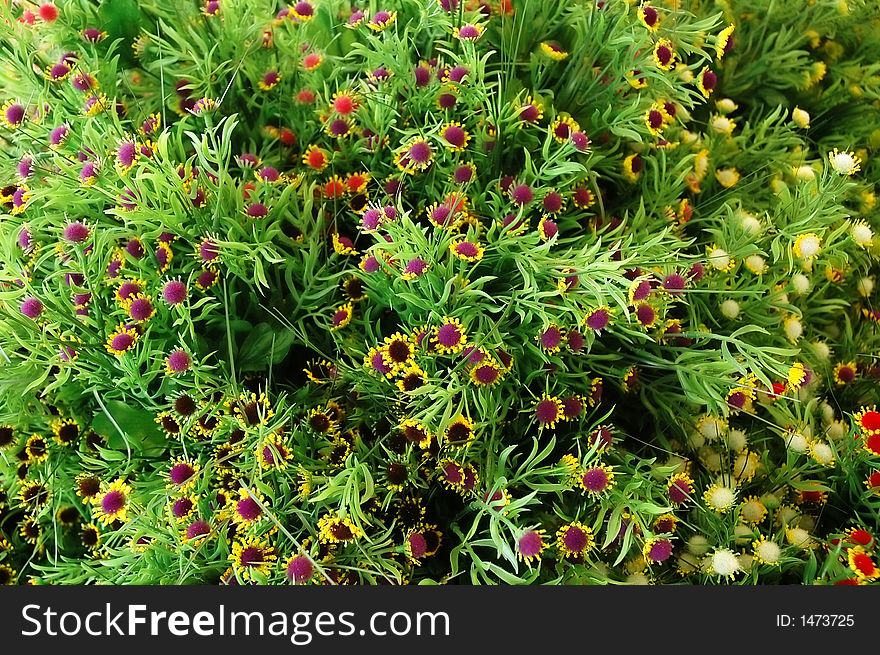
[
  {"left": 62, "top": 221, "right": 90, "bottom": 243},
  {"left": 20, "top": 296, "right": 43, "bottom": 320},
  {"left": 165, "top": 349, "right": 192, "bottom": 375}
]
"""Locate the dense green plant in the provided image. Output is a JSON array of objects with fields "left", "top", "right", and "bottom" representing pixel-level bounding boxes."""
[{"left": 0, "top": 0, "right": 878, "bottom": 586}]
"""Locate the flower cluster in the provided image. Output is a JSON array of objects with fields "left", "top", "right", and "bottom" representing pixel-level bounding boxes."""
[{"left": 0, "top": 0, "right": 878, "bottom": 586}]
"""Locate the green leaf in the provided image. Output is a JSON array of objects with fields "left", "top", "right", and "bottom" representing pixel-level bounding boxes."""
[
  {"left": 237, "top": 323, "right": 296, "bottom": 370},
  {"left": 92, "top": 401, "right": 165, "bottom": 453}
]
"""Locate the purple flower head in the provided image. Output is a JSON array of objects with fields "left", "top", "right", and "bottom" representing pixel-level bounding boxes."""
[
  {"left": 408, "top": 140, "right": 432, "bottom": 165},
  {"left": 293, "top": 1, "right": 314, "bottom": 19},
  {"left": 510, "top": 183, "right": 533, "bottom": 206},
  {"left": 245, "top": 202, "right": 268, "bottom": 219},
  {"left": 534, "top": 397, "right": 562, "bottom": 426},
  {"left": 171, "top": 497, "right": 194, "bottom": 519},
  {"left": 452, "top": 241, "right": 481, "bottom": 259},
  {"left": 71, "top": 72, "right": 96, "bottom": 91},
  {"left": 414, "top": 64, "right": 432, "bottom": 87},
  {"left": 581, "top": 466, "right": 611, "bottom": 493},
  {"left": 169, "top": 461, "right": 196, "bottom": 486},
  {"left": 436, "top": 321, "right": 464, "bottom": 350},
  {"left": 561, "top": 395, "right": 584, "bottom": 419},
  {"left": 155, "top": 244, "right": 175, "bottom": 271},
  {"left": 116, "top": 280, "right": 143, "bottom": 303},
  {"left": 635, "top": 303, "right": 656, "bottom": 327},
  {"left": 166, "top": 349, "right": 191, "bottom": 374},
  {"left": 519, "top": 102, "right": 541, "bottom": 124},
  {"left": 128, "top": 296, "right": 155, "bottom": 322},
  {"left": 441, "top": 123, "right": 468, "bottom": 149},
  {"left": 571, "top": 131, "right": 591, "bottom": 151},
  {"left": 517, "top": 529, "right": 544, "bottom": 560},
  {"left": 257, "top": 166, "right": 280, "bottom": 183},
  {"left": 199, "top": 239, "right": 220, "bottom": 263},
  {"left": 286, "top": 555, "right": 314, "bottom": 584},
  {"left": 49, "top": 124, "right": 69, "bottom": 147},
  {"left": 369, "top": 349, "right": 392, "bottom": 375},
  {"left": 437, "top": 92, "right": 457, "bottom": 109},
  {"left": 185, "top": 520, "right": 211, "bottom": 540},
  {"left": 106, "top": 258, "right": 122, "bottom": 279},
  {"left": 543, "top": 191, "right": 564, "bottom": 214},
  {"left": 454, "top": 164, "right": 475, "bottom": 184},
  {"left": 361, "top": 207, "right": 383, "bottom": 231},
  {"left": 631, "top": 279, "right": 652, "bottom": 302},
  {"left": 80, "top": 161, "right": 98, "bottom": 185},
  {"left": 235, "top": 495, "right": 262, "bottom": 522},
  {"left": 585, "top": 307, "right": 610, "bottom": 332},
  {"left": 370, "top": 67, "right": 391, "bottom": 82},
  {"left": 407, "top": 532, "right": 428, "bottom": 558},
  {"left": 21, "top": 296, "right": 43, "bottom": 320},
  {"left": 162, "top": 280, "right": 188, "bottom": 305},
  {"left": 457, "top": 24, "right": 482, "bottom": 41},
  {"left": 82, "top": 27, "right": 105, "bottom": 43},
  {"left": 430, "top": 204, "right": 454, "bottom": 227},
  {"left": 447, "top": 65, "right": 469, "bottom": 84},
  {"left": 126, "top": 238, "right": 145, "bottom": 259},
  {"left": 196, "top": 269, "right": 219, "bottom": 291},
  {"left": 403, "top": 257, "right": 428, "bottom": 278},
  {"left": 328, "top": 118, "right": 351, "bottom": 138},
  {"left": 17, "top": 156, "right": 33, "bottom": 179},
  {"left": 646, "top": 538, "right": 674, "bottom": 563},
  {"left": 237, "top": 152, "right": 258, "bottom": 169},
  {"left": 663, "top": 273, "right": 686, "bottom": 295},
  {"left": 472, "top": 363, "right": 501, "bottom": 385},
  {"left": 117, "top": 140, "right": 137, "bottom": 169},
  {"left": 538, "top": 217, "right": 558, "bottom": 240},
  {"left": 361, "top": 254, "right": 381, "bottom": 274},
  {"left": 47, "top": 62, "right": 70, "bottom": 81},
  {"left": 62, "top": 221, "right": 90, "bottom": 243},
  {"left": 17, "top": 227, "right": 32, "bottom": 251},
  {"left": 3, "top": 102, "right": 25, "bottom": 128},
  {"left": 567, "top": 330, "right": 585, "bottom": 353},
  {"left": 539, "top": 325, "right": 564, "bottom": 351}
]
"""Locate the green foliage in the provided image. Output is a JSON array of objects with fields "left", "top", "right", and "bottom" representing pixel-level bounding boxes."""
[{"left": 0, "top": 0, "right": 878, "bottom": 587}]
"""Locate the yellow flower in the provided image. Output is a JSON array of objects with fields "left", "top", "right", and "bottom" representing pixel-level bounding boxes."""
[
  {"left": 444, "top": 415, "right": 476, "bottom": 448},
  {"left": 229, "top": 536, "right": 276, "bottom": 581},
  {"left": 693, "top": 149, "right": 710, "bottom": 181},
  {"left": 787, "top": 362, "right": 807, "bottom": 390},
  {"left": 715, "top": 167, "right": 740, "bottom": 188},
  {"left": 715, "top": 24, "right": 735, "bottom": 60},
  {"left": 739, "top": 497, "right": 768, "bottom": 524},
  {"left": 318, "top": 514, "right": 364, "bottom": 544},
  {"left": 92, "top": 479, "right": 132, "bottom": 525},
  {"left": 792, "top": 233, "right": 822, "bottom": 260},
  {"left": 652, "top": 39, "right": 676, "bottom": 70},
  {"left": 539, "top": 41, "right": 568, "bottom": 61},
  {"left": 792, "top": 106, "right": 810, "bottom": 128},
  {"left": 828, "top": 148, "right": 861, "bottom": 176},
  {"left": 623, "top": 153, "right": 643, "bottom": 182}
]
